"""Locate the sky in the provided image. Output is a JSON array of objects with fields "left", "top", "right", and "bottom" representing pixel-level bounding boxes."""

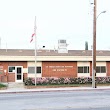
[{"left": 0, "top": 0, "right": 110, "bottom": 50}]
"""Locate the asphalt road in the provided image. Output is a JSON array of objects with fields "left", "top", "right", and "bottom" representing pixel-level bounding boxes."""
[{"left": 0, "top": 90, "right": 110, "bottom": 110}]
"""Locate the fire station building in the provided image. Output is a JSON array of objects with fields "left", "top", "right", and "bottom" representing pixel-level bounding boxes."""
[{"left": 0, "top": 48, "right": 110, "bottom": 83}]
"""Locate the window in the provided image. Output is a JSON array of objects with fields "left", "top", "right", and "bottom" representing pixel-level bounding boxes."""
[
  {"left": 37, "top": 67, "right": 41, "bottom": 73},
  {"left": 8, "top": 66, "right": 15, "bottom": 73},
  {"left": 28, "top": 67, "right": 41, "bottom": 74},
  {"left": 78, "top": 66, "right": 89, "bottom": 73},
  {"left": 96, "top": 66, "right": 106, "bottom": 73},
  {"left": 28, "top": 67, "right": 34, "bottom": 73},
  {"left": 78, "top": 67, "right": 83, "bottom": 73}
]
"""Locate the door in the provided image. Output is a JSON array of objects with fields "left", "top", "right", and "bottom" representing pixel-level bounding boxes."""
[{"left": 15, "top": 66, "right": 23, "bottom": 82}]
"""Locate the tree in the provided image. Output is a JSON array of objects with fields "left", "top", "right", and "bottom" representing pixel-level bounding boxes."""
[{"left": 85, "top": 41, "right": 88, "bottom": 50}]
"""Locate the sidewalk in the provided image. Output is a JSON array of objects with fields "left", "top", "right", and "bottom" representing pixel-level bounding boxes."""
[{"left": 0, "top": 86, "right": 110, "bottom": 94}]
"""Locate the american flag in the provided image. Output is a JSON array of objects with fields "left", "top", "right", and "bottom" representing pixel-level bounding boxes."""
[{"left": 30, "top": 33, "right": 35, "bottom": 43}]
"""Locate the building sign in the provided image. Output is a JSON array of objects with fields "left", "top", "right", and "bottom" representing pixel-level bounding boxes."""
[
  {"left": 0, "top": 66, "right": 3, "bottom": 74},
  {"left": 45, "top": 66, "right": 73, "bottom": 72},
  {"left": 42, "top": 62, "right": 77, "bottom": 77}
]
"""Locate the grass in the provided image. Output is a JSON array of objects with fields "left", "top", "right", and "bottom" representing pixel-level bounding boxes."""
[
  {"left": 36, "top": 83, "right": 92, "bottom": 87},
  {"left": 25, "top": 84, "right": 92, "bottom": 88},
  {"left": 97, "top": 83, "right": 110, "bottom": 86},
  {"left": 25, "top": 83, "right": 110, "bottom": 88},
  {"left": 0, "top": 83, "right": 7, "bottom": 88}
]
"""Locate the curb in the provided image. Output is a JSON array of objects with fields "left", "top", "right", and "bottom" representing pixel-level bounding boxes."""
[{"left": 0, "top": 87, "right": 110, "bottom": 94}]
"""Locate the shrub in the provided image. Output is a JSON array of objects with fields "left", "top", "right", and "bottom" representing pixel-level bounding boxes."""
[
  {"left": 24, "top": 78, "right": 34, "bottom": 85},
  {"left": 0, "top": 83, "right": 7, "bottom": 88},
  {"left": 96, "top": 77, "right": 110, "bottom": 84},
  {"left": 24, "top": 77, "right": 110, "bottom": 86}
]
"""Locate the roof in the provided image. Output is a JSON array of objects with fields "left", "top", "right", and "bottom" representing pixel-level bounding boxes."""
[{"left": 0, "top": 49, "right": 110, "bottom": 56}]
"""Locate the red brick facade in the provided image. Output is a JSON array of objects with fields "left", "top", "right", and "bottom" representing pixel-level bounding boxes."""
[
  {"left": 0, "top": 61, "right": 110, "bottom": 82},
  {"left": 42, "top": 61, "right": 77, "bottom": 77},
  {"left": 90, "top": 61, "right": 92, "bottom": 76},
  {"left": 0, "top": 61, "right": 27, "bottom": 82},
  {"left": 106, "top": 62, "right": 110, "bottom": 76}
]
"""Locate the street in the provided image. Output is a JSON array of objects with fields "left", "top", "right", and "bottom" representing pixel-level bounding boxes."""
[{"left": 0, "top": 90, "right": 110, "bottom": 110}]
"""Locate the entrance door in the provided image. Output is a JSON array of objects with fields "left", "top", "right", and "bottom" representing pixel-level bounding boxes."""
[{"left": 15, "top": 66, "right": 23, "bottom": 82}]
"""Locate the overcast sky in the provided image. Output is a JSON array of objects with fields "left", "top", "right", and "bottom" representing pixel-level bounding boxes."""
[{"left": 0, "top": 0, "right": 110, "bottom": 50}]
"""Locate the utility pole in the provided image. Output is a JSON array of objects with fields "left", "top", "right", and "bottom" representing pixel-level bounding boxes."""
[{"left": 92, "top": 0, "right": 97, "bottom": 88}]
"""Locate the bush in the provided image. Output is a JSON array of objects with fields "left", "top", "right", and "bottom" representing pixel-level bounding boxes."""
[
  {"left": 0, "top": 83, "right": 7, "bottom": 88},
  {"left": 24, "top": 77, "right": 110, "bottom": 86},
  {"left": 24, "top": 78, "right": 34, "bottom": 85},
  {"left": 96, "top": 77, "right": 110, "bottom": 84}
]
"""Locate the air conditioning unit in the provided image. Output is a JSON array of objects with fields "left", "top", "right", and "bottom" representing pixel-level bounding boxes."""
[
  {"left": 58, "top": 39, "right": 68, "bottom": 53},
  {"left": 58, "top": 40, "right": 67, "bottom": 48}
]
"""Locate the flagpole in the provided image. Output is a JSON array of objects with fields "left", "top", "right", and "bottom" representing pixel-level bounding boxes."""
[{"left": 34, "top": 16, "right": 37, "bottom": 86}]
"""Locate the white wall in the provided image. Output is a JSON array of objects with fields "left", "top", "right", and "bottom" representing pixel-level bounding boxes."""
[
  {"left": 96, "top": 62, "right": 106, "bottom": 77},
  {"left": 27, "top": 61, "right": 42, "bottom": 78},
  {"left": 77, "top": 62, "right": 90, "bottom": 77}
]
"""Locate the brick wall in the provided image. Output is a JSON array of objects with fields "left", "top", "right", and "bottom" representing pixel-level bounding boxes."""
[
  {"left": 8, "top": 73, "right": 15, "bottom": 82},
  {"left": 106, "top": 62, "right": 110, "bottom": 76},
  {"left": 0, "top": 61, "right": 27, "bottom": 82},
  {"left": 23, "top": 73, "right": 28, "bottom": 81},
  {"left": 42, "top": 61, "right": 77, "bottom": 77},
  {"left": 90, "top": 61, "right": 92, "bottom": 76}
]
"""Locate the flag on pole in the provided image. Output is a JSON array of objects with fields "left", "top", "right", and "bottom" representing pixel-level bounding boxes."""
[
  {"left": 30, "top": 33, "right": 35, "bottom": 43},
  {"left": 30, "top": 16, "right": 37, "bottom": 86}
]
